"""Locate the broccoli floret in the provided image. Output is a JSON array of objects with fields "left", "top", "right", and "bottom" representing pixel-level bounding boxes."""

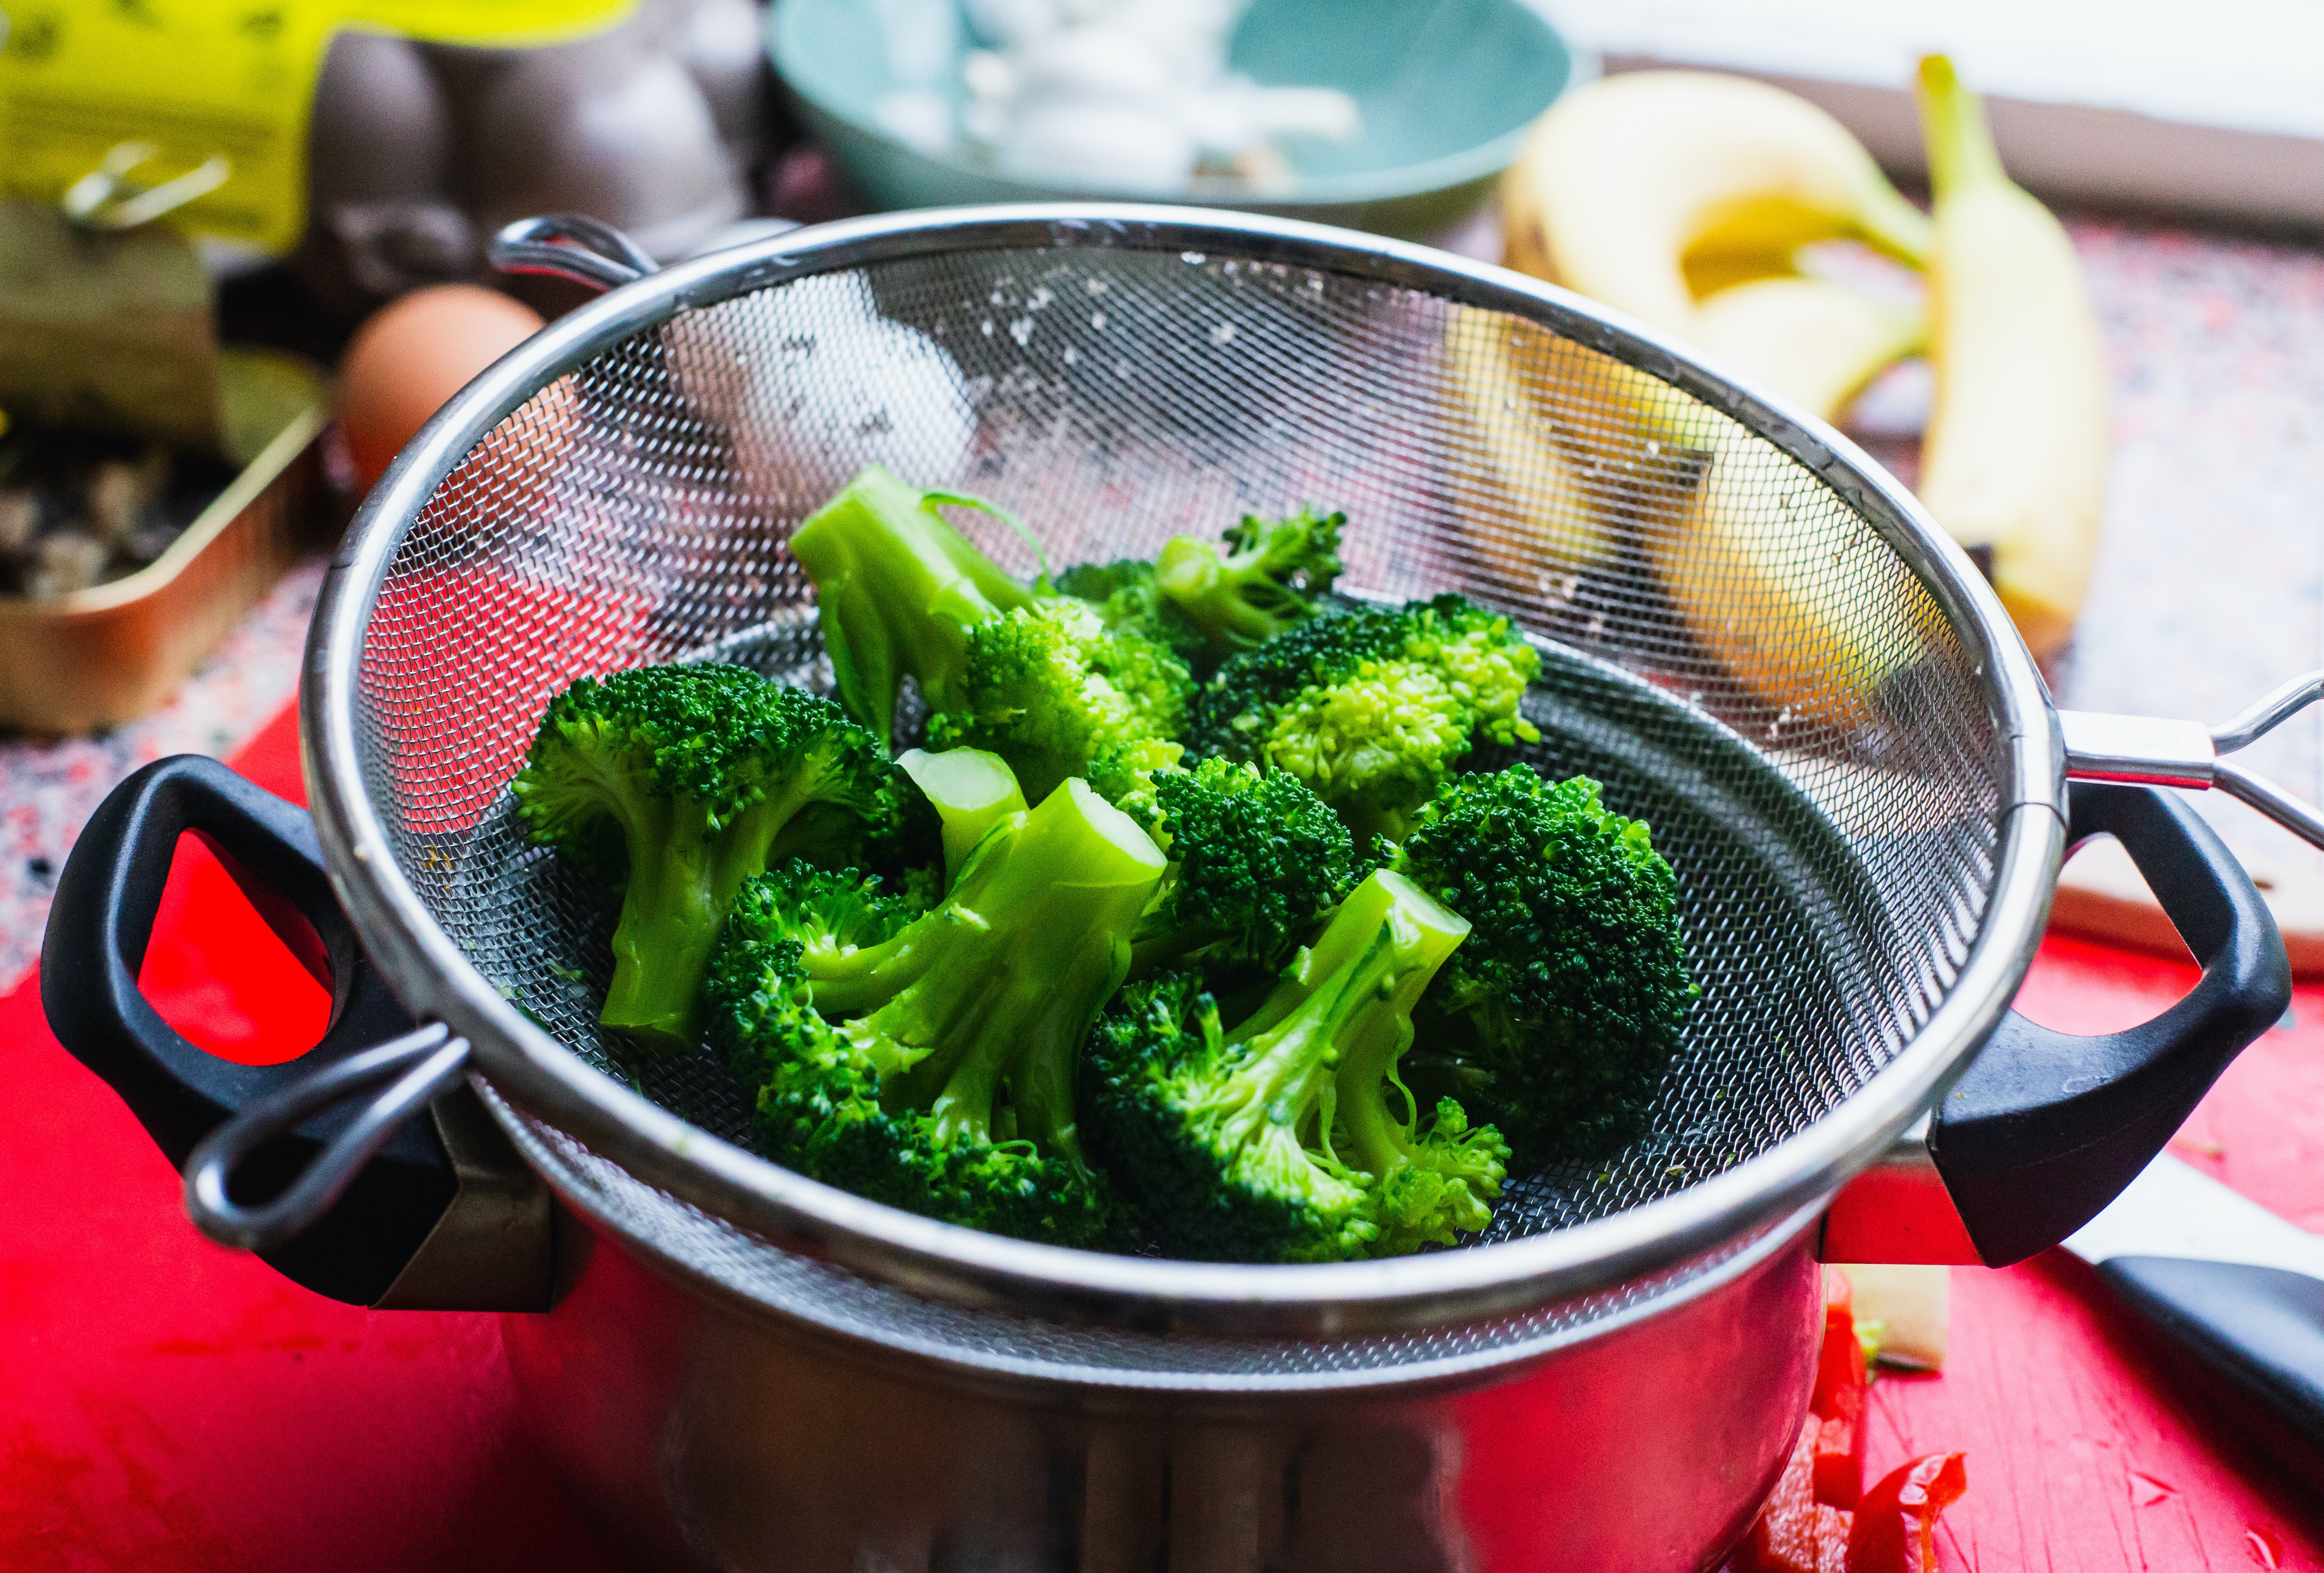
[
  {"left": 1128, "top": 757, "right": 1357, "bottom": 978},
  {"left": 1087, "top": 870, "right": 1507, "bottom": 1263},
  {"left": 792, "top": 466, "right": 1194, "bottom": 800},
  {"left": 924, "top": 598, "right": 1193, "bottom": 804},
  {"left": 709, "top": 774, "right": 1167, "bottom": 1248},
  {"left": 1058, "top": 506, "right": 1344, "bottom": 674},
  {"left": 1186, "top": 595, "right": 1544, "bottom": 846},
  {"left": 1154, "top": 506, "right": 1344, "bottom": 657},
  {"left": 787, "top": 464, "right": 1037, "bottom": 744},
  {"left": 511, "top": 663, "right": 898, "bottom": 1050},
  {"left": 1394, "top": 765, "right": 1695, "bottom": 1167}
]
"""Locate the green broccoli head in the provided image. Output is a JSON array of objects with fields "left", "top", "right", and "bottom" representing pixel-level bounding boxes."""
[
  {"left": 788, "top": 465, "right": 1039, "bottom": 743},
  {"left": 1394, "top": 765, "right": 1695, "bottom": 1168},
  {"left": 924, "top": 598, "right": 1194, "bottom": 804},
  {"left": 708, "top": 776, "right": 1166, "bottom": 1249},
  {"left": 1153, "top": 506, "right": 1344, "bottom": 658},
  {"left": 511, "top": 663, "right": 898, "bottom": 1050},
  {"left": 1187, "top": 595, "right": 1544, "bottom": 846},
  {"left": 1128, "top": 756, "right": 1357, "bottom": 978},
  {"left": 1087, "top": 869, "right": 1507, "bottom": 1263}
]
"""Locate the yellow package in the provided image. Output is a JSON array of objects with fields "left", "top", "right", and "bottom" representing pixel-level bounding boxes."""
[{"left": 0, "top": 0, "right": 632, "bottom": 254}]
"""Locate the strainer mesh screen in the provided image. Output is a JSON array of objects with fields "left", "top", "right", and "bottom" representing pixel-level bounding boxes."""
[{"left": 353, "top": 241, "right": 2001, "bottom": 1373}]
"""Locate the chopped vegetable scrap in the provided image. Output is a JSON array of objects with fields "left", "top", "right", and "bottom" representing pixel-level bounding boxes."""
[
  {"left": 1739, "top": 1418, "right": 1851, "bottom": 1573},
  {"left": 1812, "top": 1266, "right": 1870, "bottom": 1509},
  {"left": 1847, "top": 1454, "right": 1968, "bottom": 1573},
  {"left": 1737, "top": 1268, "right": 1967, "bottom": 1573},
  {"left": 504, "top": 464, "right": 1700, "bottom": 1261}
]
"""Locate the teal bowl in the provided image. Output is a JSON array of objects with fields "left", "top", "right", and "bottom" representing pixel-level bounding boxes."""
[{"left": 767, "top": 0, "right": 1587, "bottom": 241}]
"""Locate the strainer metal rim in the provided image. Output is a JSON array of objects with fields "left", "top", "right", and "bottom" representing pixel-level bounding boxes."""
[{"left": 304, "top": 204, "right": 2066, "bottom": 1337}]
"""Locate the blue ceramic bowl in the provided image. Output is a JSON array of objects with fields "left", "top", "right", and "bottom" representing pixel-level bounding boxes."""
[{"left": 767, "top": 0, "right": 1586, "bottom": 241}]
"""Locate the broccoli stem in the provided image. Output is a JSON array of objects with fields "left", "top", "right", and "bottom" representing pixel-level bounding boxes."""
[
  {"left": 815, "top": 779, "right": 1166, "bottom": 1164},
  {"left": 598, "top": 777, "right": 833, "bottom": 1049},
  {"left": 896, "top": 746, "right": 1026, "bottom": 887},
  {"left": 789, "top": 465, "right": 1036, "bottom": 740}
]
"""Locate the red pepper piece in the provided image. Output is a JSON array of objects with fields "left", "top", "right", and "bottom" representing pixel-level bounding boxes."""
[
  {"left": 1845, "top": 1452, "right": 1967, "bottom": 1573},
  {"left": 1738, "top": 1417, "right": 1855, "bottom": 1573},
  {"left": 1810, "top": 1266, "right": 1869, "bottom": 1507},
  {"left": 1812, "top": 1270, "right": 1867, "bottom": 1421},
  {"left": 1814, "top": 1410, "right": 1866, "bottom": 1510}
]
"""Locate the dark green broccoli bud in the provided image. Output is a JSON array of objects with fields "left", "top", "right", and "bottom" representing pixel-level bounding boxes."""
[
  {"left": 788, "top": 464, "right": 1038, "bottom": 743},
  {"left": 1394, "top": 765, "right": 1695, "bottom": 1167},
  {"left": 710, "top": 777, "right": 1167, "bottom": 1249},
  {"left": 923, "top": 598, "right": 1193, "bottom": 804},
  {"left": 1128, "top": 757, "right": 1357, "bottom": 977},
  {"left": 511, "top": 663, "right": 896, "bottom": 1050},
  {"left": 1087, "top": 870, "right": 1507, "bottom": 1263},
  {"left": 1186, "top": 595, "right": 1544, "bottom": 846}
]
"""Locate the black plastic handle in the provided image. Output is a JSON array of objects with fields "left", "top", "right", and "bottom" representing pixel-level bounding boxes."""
[
  {"left": 2097, "top": 1257, "right": 2324, "bottom": 1488},
  {"left": 41, "top": 754, "right": 459, "bottom": 1305},
  {"left": 1931, "top": 782, "right": 2293, "bottom": 1266}
]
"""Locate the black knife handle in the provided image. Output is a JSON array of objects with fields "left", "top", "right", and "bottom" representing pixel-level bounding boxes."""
[{"left": 2098, "top": 1256, "right": 2324, "bottom": 1491}]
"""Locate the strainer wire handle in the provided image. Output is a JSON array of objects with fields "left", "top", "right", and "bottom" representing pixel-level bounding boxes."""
[
  {"left": 489, "top": 213, "right": 661, "bottom": 294},
  {"left": 185, "top": 1025, "right": 473, "bottom": 1251},
  {"left": 2061, "top": 669, "right": 2324, "bottom": 850}
]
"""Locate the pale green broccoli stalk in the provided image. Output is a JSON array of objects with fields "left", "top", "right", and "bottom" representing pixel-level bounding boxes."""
[
  {"left": 895, "top": 745, "right": 1025, "bottom": 887},
  {"left": 511, "top": 663, "right": 899, "bottom": 1051},
  {"left": 707, "top": 778, "right": 1167, "bottom": 1248},
  {"left": 787, "top": 464, "right": 1038, "bottom": 742},
  {"left": 1086, "top": 869, "right": 1507, "bottom": 1263}
]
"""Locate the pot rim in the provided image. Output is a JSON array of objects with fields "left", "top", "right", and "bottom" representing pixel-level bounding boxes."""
[{"left": 303, "top": 203, "right": 2064, "bottom": 1338}]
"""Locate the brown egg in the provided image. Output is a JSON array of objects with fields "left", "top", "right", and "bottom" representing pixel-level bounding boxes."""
[{"left": 338, "top": 284, "right": 546, "bottom": 491}]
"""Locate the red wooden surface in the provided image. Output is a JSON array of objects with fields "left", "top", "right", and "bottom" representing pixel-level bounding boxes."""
[{"left": 3, "top": 704, "right": 2321, "bottom": 1569}]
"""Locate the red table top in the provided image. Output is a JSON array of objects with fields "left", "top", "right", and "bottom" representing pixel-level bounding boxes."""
[{"left": 4, "top": 705, "right": 2321, "bottom": 1571}]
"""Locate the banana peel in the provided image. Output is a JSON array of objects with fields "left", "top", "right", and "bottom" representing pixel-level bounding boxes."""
[
  {"left": 1914, "top": 56, "right": 2107, "bottom": 658},
  {"left": 1690, "top": 276, "right": 1924, "bottom": 426},
  {"left": 1501, "top": 71, "right": 1931, "bottom": 339},
  {"left": 1476, "top": 69, "right": 1993, "bottom": 720}
]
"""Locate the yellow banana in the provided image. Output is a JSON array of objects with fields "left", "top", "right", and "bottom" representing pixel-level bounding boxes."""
[
  {"left": 1648, "top": 273, "right": 1936, "bottom": 721},
  {"left": 1441, "top": 309, "right": 1626, "bottom": 595},
  {"left": 1688, "top": 275, "right": 1924, "bottom": 424},
  {"left": 1501, "top": 72, "right": 1931, "bottom": 338},
  {"left": 1914, "top": 56, "right": 2107, "bottom": 658}
]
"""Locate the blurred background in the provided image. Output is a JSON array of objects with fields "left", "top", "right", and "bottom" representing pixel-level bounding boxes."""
[{"left": 3, "top": 0, "right": 2320, "bottom": 978}]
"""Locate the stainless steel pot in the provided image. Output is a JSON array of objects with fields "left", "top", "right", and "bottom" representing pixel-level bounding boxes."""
[{"left": 40, "top": 207, "right": 2324, "bottom": 1571}]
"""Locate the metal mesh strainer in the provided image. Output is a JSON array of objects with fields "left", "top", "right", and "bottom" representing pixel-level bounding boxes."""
[{"left": 303, "top": 208, "right": 2059, "bottom": 1376}]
